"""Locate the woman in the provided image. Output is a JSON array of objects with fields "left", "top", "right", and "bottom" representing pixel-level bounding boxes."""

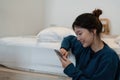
[{"left": 59, "top": 9, "right": 120, "bottom": 80}]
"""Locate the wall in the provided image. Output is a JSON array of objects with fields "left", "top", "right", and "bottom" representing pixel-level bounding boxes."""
[
  {"left": 0, "top": 0, "right": 120, "bottom": 36},
  {"left": 44, "top": 0, "right": 120, "bottom": 35},
  {"left": 0, "top": 0, "right": 44, "bottom": 37}
]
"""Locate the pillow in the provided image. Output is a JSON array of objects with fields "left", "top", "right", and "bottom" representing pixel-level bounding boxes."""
[{"left": 36, "top": 27, "right": 76, "bottom": 42}]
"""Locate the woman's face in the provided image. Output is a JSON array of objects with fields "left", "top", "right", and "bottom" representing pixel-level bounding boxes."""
[{"left": 74, "top": 27, "right": 94, "bottom": 47}]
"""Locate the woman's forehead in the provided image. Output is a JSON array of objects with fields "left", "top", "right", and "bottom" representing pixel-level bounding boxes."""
[{"left": 74, "top": 27, "right": 86, "bottom": 31}]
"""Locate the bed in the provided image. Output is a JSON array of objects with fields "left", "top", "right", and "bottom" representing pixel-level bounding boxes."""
[
  {"left": 0, "top": 27, "right": 76, "bottom": 80},
  {"left": 0, "top": 27, "right": 120, "bottom": 79}
]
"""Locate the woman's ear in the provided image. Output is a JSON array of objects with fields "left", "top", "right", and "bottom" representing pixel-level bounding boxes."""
[
  {"left": 94, "top": 29, "right": 97, "bottom": 34},
  {"left": 92, "top": 29, "right": 97, "bottom": 35}
]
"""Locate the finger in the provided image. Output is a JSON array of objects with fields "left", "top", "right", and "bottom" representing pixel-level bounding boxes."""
[
  {"left": 60, "top": 49, "right": 66, "bottom": 56},
  {"left": 60, "top": 49, "right": 64, "bottom": 54},
  {"left": 62, "top": 56, "right": 68, "bottom": 61},
  {"left": 60, "top": 56, "right": 67, "bottom": 61},
  {"left": 59, "top": 57, "right": 66, "bottom": 64},
  {"left": 65, "top": 52, "right": 68, "bottom": 57}
]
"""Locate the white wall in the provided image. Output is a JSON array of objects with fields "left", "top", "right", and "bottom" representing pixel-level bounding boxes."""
[
  {"left": 0, "top": 0, "right": 120, "bottom": 37},
  {"left": 0, "top": 0, "right": 44, "bottom": 37},
  {"left": 44, "top": 0, "right": 120, "bottom": 35}
]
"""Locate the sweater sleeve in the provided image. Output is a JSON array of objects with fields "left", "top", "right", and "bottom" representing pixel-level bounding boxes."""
[
  {"left": 63, "top": 53, "right": 119, "bottom": 80},
  {"left": 64, "top": 63, "right": 83, "bottom": 80},
  {"left": 61, "top": 35, "right": 76, "bottom": 51}
]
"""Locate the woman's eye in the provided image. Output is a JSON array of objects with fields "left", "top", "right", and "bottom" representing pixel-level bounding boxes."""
[
  {"left": 77, "top": 33, "right": 82, "bottom": 36},
  {"left": 78, "top": 33, "right": 82, "bottom": 35}
]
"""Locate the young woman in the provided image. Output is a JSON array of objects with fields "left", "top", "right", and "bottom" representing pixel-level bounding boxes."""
[{"left": 59, "top": 9, "right": 120, "bottom": 80}]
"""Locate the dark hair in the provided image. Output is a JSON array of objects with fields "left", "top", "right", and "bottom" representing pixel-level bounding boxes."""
[{"left": 72, "top": 9, "right": 103, "bottom": 36}]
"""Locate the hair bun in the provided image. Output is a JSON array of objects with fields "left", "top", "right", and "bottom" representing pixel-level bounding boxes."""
[{"left": 92, "top": 9, "right": 102, "bottom": 18}]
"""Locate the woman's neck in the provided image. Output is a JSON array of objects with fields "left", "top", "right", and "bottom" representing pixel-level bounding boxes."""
[{"left": 91, "top": 37, "right": 104, "bottom": 53}]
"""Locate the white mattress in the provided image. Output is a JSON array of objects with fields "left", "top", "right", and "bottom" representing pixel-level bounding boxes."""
[{"left": 0, "top": 36, "right": 75, "bottom": 77}]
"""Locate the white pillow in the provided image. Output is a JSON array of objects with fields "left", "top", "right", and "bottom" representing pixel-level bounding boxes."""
[{"left": 37, "top": 27, "right": 76, "bottom": 42}]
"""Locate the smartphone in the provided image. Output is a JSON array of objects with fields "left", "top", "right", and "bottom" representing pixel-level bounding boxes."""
[{"left": 54, "top": 49, "right": 63, "bottom": 58}]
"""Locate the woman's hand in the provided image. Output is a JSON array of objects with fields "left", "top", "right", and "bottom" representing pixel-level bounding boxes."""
[
  {"left": 59, "top": 56, "right": 72, "bottom": 68},
  {"left": 60, "top": 48, "right": 69, "bottom": 57}
]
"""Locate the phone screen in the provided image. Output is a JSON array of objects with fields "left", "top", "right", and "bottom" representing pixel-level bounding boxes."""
[{"left": 54, "top": 49, "right": 63, "bottom": 58}]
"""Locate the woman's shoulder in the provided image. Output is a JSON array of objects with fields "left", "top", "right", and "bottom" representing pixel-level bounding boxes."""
[
  {"left": 104, "top": 43, "right": 117, "bottom": 54},
  {"left": 102, "top": 43, "right": 119, "bottom": 60}
]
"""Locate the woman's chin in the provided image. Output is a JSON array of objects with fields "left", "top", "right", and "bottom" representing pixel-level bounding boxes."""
[{"left": 82, "top": 44, "right": 88, "bottom": 48}]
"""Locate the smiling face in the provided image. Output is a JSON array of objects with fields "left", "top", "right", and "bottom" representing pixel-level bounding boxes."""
[{"left": 74, "top": 27, "right": 95, "bottom": 48}]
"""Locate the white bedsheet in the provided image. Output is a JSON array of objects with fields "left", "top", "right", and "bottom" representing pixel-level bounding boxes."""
[{"left": 0, "top": 36, "right": 75, "bottom": 76}]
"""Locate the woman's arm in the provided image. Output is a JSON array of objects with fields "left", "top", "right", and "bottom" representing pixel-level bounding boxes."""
[
  {"left": 60, "top": 35, "right": 76, "bottom": 57},
  {"left": 62, "top": 53, "right": 119, "bottom": 80},
  {"left": 61, "top": 35, "right": 76, "bottom": 51}
]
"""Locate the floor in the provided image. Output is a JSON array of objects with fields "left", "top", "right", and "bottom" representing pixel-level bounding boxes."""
[{"left": 0, "top": 66, "right": 71, "bottom": 80}]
